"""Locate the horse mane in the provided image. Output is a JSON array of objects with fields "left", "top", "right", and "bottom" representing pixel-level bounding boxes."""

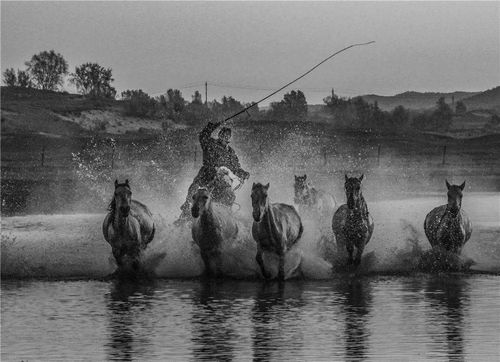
[
  {"left": 107, "top": 197, "right": 116, "bottom": 213},
  {"left": 359, "top": 193, "right": 369, "bottom": 218}
]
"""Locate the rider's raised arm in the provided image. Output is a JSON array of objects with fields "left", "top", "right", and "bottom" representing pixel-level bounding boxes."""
[{"left": 199, "top": 121, "right": 221, "bottom": 149}]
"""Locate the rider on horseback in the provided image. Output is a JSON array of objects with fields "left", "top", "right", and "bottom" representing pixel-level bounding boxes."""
[{"left": 175, "top": 120, "right": 250, "bottom": 224}]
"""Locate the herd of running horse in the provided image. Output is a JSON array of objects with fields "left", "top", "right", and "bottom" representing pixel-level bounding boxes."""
[{"left": 102, "top": 169, "right": 472, "bottom": 280}]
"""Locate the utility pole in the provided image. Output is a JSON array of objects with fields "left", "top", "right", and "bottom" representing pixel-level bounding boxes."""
[{"left": 205, "top": 81, "right": 208, "bottom": 106}]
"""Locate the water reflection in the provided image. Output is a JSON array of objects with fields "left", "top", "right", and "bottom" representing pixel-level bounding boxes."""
[
  {"left": 335, "top": 278, "right": 372, "bottom": 361},
  {"left": 190, "top": 280, "right": 239, "bottom": 361},
  {"left": 425, "top": 277, "right": 470, "bottom": 361},
  {"left": 251, "top": 282, "right": 305, "bottom": 361},
  {"left": 105, "top": 279, "right": 157, "bottom": 361}
]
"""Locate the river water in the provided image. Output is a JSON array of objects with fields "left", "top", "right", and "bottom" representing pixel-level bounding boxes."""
[
  {"left": 1, "top": 194, "right": 499, "bottom": 360},
  {"left": 2, "top": 276, "right": 500, "bottom": 361}
]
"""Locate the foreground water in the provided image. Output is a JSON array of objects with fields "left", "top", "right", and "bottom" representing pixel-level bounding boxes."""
[
  {"left": 1, "top": 194, "right": 499, "bottom": 360},
  {"left": 2, "top": 275, "right": 499, "bottom": 361}
]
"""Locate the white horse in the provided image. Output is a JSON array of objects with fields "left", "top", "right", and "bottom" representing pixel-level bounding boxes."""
[
  {"left": 103, "top": 180, "right": 156, "bottom": 275},
  {"left": 191, "top": 186, "right": 240, "bottom": 277},
  {"left": 251, "top": 182, "right": 303, "bottom": 281}
]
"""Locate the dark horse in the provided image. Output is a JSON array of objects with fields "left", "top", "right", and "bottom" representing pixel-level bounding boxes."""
[
  {"left": 251, "top": 182, "right": 303, "bottom": 280},
  {"left": 424, "top": 180, "right": 472, "bottom": 254},
  {"left": 191, "top": 187, "right": 240, "bottom": 277},
  {"left": 103, "top": 180, "right": 156, "bottom": 275},
  {"left": 332, "top": 174, "right": 374, "bottom": 266},
  {"left": 294, "top": 174, "right": 337, "bottom": 218}
]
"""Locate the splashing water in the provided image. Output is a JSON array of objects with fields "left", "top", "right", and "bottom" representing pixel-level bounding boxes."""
[{"left": 1, "top": 193, "right": 498, "bottom": 279}]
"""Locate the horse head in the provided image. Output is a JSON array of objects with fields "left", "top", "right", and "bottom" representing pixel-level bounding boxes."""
[
  {"left": 207, "top": 167, "right": 237, "bottom": 206},
  {"left": 446, "top": 180, "right": 465, "bottom": 216},
  {"left": 345, "top": 174, "right": 364, "bottom": 210},
  {"left": 191, "top": 187, "right": 211, "bottom": 218},
  {"left": 251, "top": 182, "right": 270, "bottom": 222},
  {"left": 294, "top": 174, "right": 308, "bottom": 203},
  {"left": 114, "top": 179, "right": 132, "bottom": 217}
]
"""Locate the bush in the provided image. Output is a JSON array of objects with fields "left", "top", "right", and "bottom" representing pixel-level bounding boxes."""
[{"left": 121, "top": 89, "right": 156, "bottom": 117}]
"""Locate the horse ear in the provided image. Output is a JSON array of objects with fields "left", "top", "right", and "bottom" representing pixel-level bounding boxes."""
[
  {"left": 345, "top": 174, "right": 348, "bottom": 182},
  {"left": 265, "top": 183, "right": 270, "bottom": 190},
  {"left": 446, "top": 180, "right": 451, "bottom": 190},
  {"left": 304, "top": 174, "right": 307, "bottom": 179},
  {"left": 252, "top": 182, "right": 256, "bottom": 188},
  {"left": 125, "top": 179, "right": 129, "bottom": 186},
  {"left": 459, "top": 181, "right": 465, "bottom": 191},
  {"left": 359, "top": 174, "right": 364, "bottom": 181},
  {"left": 114, "top": 179, "right": 118, "bottom": 187}
]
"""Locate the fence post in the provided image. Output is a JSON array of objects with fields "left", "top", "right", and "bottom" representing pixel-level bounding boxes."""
[
  {"left": 377, "top": 145, "right": 381, "bottom": 166},
  {"left": 41, "top": 146, "right": 45, "bottom": 167},
  {"left": 442, "top": 145, "right": 447, "bottom": 165},
  {"left": 111, "top": 148, "right": 115, "bottom": 169}
]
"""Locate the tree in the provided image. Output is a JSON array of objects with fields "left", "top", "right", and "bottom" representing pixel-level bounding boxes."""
[
  {"left": 433, "top": 97, "right": 453, "bottom": 130},
  {"left": 25, "top": 50, "right": 68, "bottom": 91},
  {"left": 390, "top": 105, "right": 410, "bottom": 128},
  {"left": 2, "top": 68, "right": 32, "bottom": 87},
  {"left": 353, "top": 97, "right": 371, "bottom": 127},
  {"left": 323, "top": 88, "right": 351, "bottom": 111},
  {"left": 2, "top": 68, "right": 16, "bottom": 86},
  {"left": 166, "top": 88, "right": 185, "bottom": 113},
  {"left": 16, "top": 70, "right": 32, "bottom": 88},
  {"left": 191, "top": 90, "right": 203, "bottom": 105},
  {"left": 270, "top": 90, "right": 308, "bottom": 120},
  {"left": 70, "top": 62, "right": 116, "bottom": 98},
  {"left": 121, "top": 89, "right": 155, "bottom": 117},
  {"left": 455, "top": 100, "right": 467, "bottom": 114}
]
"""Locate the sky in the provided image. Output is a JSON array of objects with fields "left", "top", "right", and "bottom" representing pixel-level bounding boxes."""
[{"left": 1, "top": 1, "right": 499, "bottom": 105}]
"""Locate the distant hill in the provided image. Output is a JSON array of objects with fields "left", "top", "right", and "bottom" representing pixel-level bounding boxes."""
[
  {"left": 307, "top": 87, "right": 500, "bottom": 113},
  {"left": 461, "top": 86, "right": 500, "bottom": 113},
  {"left": 357, "top": 91, "right": 479, "bottom": 111}
]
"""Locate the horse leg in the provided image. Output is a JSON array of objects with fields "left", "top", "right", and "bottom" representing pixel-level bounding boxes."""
[
  {"left": 214, "top": 250, "right": 224, "bottom": 278},
  {"left": 278, "top": 251, "right": 285, "bottom": 281},
  {"left": 200, "top": 249, "right": 214, "bottom": 278},
  {"left": 112, "top": 248, "right": 124, "bottom": 268},
  {"left": 354, "top": 243, "right": 365, "bottom": 266},
  {"left": 256, "top": 246, "right": 270, "bottom": 279},
  {"left": 346, "top": 241, "right": 354, "bottom": 265}
]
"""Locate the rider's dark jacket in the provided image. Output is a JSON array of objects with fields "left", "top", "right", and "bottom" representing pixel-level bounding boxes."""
[{"left": 195, "top": 121, "right": 249, "bottom": 185}]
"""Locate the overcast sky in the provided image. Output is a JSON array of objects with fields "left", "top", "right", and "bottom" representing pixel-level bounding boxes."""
[{"left": 1, "top": 1, "right": 499, "bottom": 105}]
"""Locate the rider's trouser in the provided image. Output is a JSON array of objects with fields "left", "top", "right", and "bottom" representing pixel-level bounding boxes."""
[{"left": 179, "top": 174, "right": 207, "bottom": 218}]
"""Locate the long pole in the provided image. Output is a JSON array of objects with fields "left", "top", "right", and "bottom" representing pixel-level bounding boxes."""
[{"left": 222, "top": 41, "right": 375, "bottom": 123}]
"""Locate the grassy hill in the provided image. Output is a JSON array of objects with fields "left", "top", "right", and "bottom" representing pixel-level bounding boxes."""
[
  {"left": 461, "top": 86, "right": 500, "bottom": 113},
  {"left": 1, "top": 86, "right": 120, "bottom": 136},
  {"left": 0, "top": 86, "right": 169, "bottom": 137},
  {"left": 357, "top": 91, "right": 479, "bottom": 111}
]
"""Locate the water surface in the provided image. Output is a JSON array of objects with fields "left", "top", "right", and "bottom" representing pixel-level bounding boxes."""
[{"left": 2, "top": 275, "right": 499, "bottom": 361}]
